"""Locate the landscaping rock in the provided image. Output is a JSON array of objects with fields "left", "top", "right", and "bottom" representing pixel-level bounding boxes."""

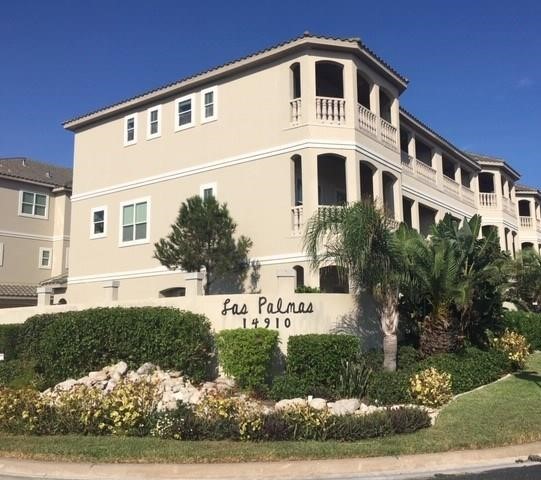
[
  {"left": 88, "top": 370, "right": 108, "bottom": 382},
  {"left": 329, "top": 398, "right": 361, "bottom": 415},
  {"left": 308, "top": 398, "right": 327, "bottom": 410},
  {"left": 110, "top": 361, "right": 128, "bottom": 376},
  {"left": 55, "top": 379, "right": 77, "bottom": 391},
  {"left": 275, "top": 398, "right": 307, "bottom": 411},
  {"left": 136, "top": 362, "right": 156, "bottom": 375}
]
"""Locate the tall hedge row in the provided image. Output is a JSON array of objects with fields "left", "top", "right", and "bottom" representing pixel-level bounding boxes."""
[
  {"left": 20, "top": 307, "right": 214, "bottom": 386},
  {"left": 504, "top": 311, "right": 541, "bottom": 350},
  {"left": 0, "top": 324, "right": 23, "bottom": 361}
]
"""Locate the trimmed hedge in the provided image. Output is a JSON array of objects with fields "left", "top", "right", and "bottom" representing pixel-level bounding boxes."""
[
  {"left": 0, "top": 324, "right": 23, "bottom": 361},
  {"left": 366, "top": 370, "right": 412, "bottom": 405},
  {"left": 504, "top": 311, "right": 541, "bottom": 350},
  {"left": 23, "top": 307, "right": 214, "bottom": 386},
  {"left": 216, "top": 329, "right": 279, "bottom": 392},
  {"left": 286, "top": 334, "right": 360, "bottom": 390}
]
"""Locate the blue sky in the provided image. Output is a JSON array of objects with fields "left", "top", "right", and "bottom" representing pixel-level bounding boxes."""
[{"left": 1, "top": 0, "right": 540, "bottom": 184}]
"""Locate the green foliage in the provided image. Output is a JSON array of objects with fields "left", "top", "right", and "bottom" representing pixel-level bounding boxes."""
[
  {"left": 416, "top": 347, "right": 513, "bottom": 394},
  {"left": 286, "top": 334, "right": 360, "bottom": 392},
  {"left": 0, "top": 359, "right": 39, "bottom": 389},
  {"left": 216, "top": 329, "right": 279, "bottom": 392},
  {"left": 337, "top": 358, "right": 372, "bottom": 398},
  {"left": 269, "top": 374, "right": 307, "bottom": 400},
  {"left": 0, "top": 324, "right": 23, "bottom": 361},
  {"left": 21, "top": 307, "right": 214, "bottom": 386},
  {"left": 504, "top": 311, "right": 541, "bottom": 350},
  {"left": 505, "top": 249, "right": 541, "bottom": 310},
  {"left": 366, "top": 370, "right": 412, "bottom": 405},
  {"left": 294, "top": 286, "right": 321, "bottom": 293},
  {"left": 153, "top": 195, "right": 252, "bottom": 294}
]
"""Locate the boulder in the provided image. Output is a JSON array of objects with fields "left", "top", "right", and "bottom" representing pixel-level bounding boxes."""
[
  {"left": 55, "top": 379, "right": 77, "bottom": 391},
  {"left": 329, "top": 398, "right": 361, "bottom": 416},
  {"left": 110, "top": 361, "right": 128, "bottom": 376},
  {"left": 308, "top": 398, "right": 327, "bottom": 410},
  {"left": 137, "top": 362, "right": 156, "bottom": 375},
  {"left": 88, "top": 371, "right": 108, "bottom": 382},
  {"left": 274, "top": 398, "right": 307, "bottom": 411}
]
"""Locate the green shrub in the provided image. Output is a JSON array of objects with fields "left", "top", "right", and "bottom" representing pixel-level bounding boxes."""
[
  {"left": 416, "top": 347, "right": 512, "bottom": 394},
  {"left": 0, "top": 324, "right": 23, "bottom": 361},
  {"left": 366, "top": 370, "right": 412, "bottom": 405},
  {"left": 294, "top": 286, "right": 321, "bottom": 293},
  {"left": 337, "top": 358, "right": 372, "bottom": 398},
  {"left": 269, "top": 374, "right": 307, "bottom": 400},
  {"left": 398, "top": 346, "right": 421, "bottom": 370},
  {"left": 22, "top": 307, "right": 214, "bottom": 386},
  {"left": 504, "top": 311, "right": 541, "bottom": 350},
  {"left": 0, "top": 359, "right": 39, "bottom": 389},
  {"left": 286, "top": 334, "right": 360, "bottom": 392},
  {"left": 216, "top": 329, "right": 279, "bottom": 392}
]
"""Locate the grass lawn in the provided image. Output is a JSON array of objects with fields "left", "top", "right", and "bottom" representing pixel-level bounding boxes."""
[{"left": 1, "top": 354, "right": 540, "bottom": 464}]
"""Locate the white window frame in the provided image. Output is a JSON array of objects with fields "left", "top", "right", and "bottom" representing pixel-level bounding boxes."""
[
  {"left": 124, "top": 113, "right": 137, "bottom": 146},
  {"left": 174, "top": 94, "right": 196, "bottom": 131},
  {"left": 18, "top": 190, "right": 49, "bottom": 219},
  {"left": 38, "top": 247, "right": 52, "bottom": 269},
  {"left": 146, "top": 105, "right": 162, "bottom": 140},
  {"left": 118, "top": 197, "right": 151, "bottom": 247},
  {"left": 90, "top": 206, "right": 108, "bottom": 239},
  {"left": 201, "top": 86, "right": 218, "bottom": 123},
  {"left": 0, "top": 243, "right": 4, "bottom": 267},
  {"left": 200, "top": 182, "right": 218, "bottom": 200}
]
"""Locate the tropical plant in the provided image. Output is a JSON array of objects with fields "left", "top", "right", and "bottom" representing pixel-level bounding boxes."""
[
  {"left": 154, "top": 195, "right": 252, "bottom": 294},
  {"left": 304, "top": 202, "right": 404, "bottom": 371},
  {"left": 505, "top": 249, "right": 541, "bottom": 311}
]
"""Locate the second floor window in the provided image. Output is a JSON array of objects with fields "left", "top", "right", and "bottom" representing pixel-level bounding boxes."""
[
  {"left": 201, "top": 87, "right": 217, "bottom": 122},
  {"left": 90, "top": 206, "right": 107, "bottom": 238},
  {"left": 124, "top": 114, "right": 137, "bottom": 145},
  {"left": 175, "top": 94, "right": 195, "bottom": 130},
  {"left": 147, "top": 106, "right": 161, "bottom": 139},
  {"left": 39, "top": 247, "right": 52, "bottom": 269},
  {"left": 121, "top": 200, "right": 149, "bottom": 245},
  {"left": 20, "top": 191, "right": 48, "bottom": 217}
]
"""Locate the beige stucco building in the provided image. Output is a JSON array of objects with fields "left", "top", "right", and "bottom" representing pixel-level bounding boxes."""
[
  {"left": 0, "top": 157, "right": 71, "bottom": 307},
  {"left": 61, "top": 34, "right": 538, "bottom": 304}
]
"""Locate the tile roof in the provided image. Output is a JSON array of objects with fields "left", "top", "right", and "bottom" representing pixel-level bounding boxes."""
[
  {"left": 466, "top": 152, "right": 521, "bottom": 180},
  {"left": 516, "top": 184, "right": 540, "bottom": 193},
  {"left": 0, "top": 284, "right": 37, "bottom": 298},
  {"left": 63, "top": 32, "right": 408, "bottom": 128},
  {"left": 39, "top": 273, "right": 68, "bottom": 286},
  {"left": 0, "top": 157, "right": 72, "bottom": 189}
]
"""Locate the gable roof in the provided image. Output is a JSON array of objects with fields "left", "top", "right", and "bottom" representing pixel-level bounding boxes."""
[
  {"left": 466, "top": 152, "right": 521, "bottom": 181},
  {"left": 63, "top": 33, "right": 408, "bottom": 131},
  {"left": 0, "top": 157, "right": 72, "bottom": 189}
]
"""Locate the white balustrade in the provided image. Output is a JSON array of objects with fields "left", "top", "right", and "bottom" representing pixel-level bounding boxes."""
[
  {"left": 443, "top": 176, "right": 460, "bottom": 196},
  {"left": 415, "top": 159, "right": 437, "bottom": 183},
  {"left": 315, "top": 97, "right": 346, "bottom": 124},
  {"left": 291, "top": 206, "right": 303, "bottom": 235},
  {"left": 290, "top": 99, "right": 301, "bottom": 125},
  {"left": 520, "top": 216, "right": 533, "bottom": 229},
  {"left": 358, "top": 103, "right": 377, "bottom": 135},
  {"left": 479, "top": 193, "right": 497, "bottom": 207},
  {"left": 380, "top": 118, "right": 398, "bottom": 148}
]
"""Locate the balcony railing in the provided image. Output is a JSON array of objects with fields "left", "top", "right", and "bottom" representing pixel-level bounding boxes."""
[
  {"left": 461, "top": 185, "right": 475, "bottom": 205},
  {"left": 315, "top": 97, "right": 346, "bottom": 125},
  {"left": 380, "top": 118, "right": 398, "bottom": 149},
  {"left": 415, "top": 159, "right": 437, "bottom": 183},
  {"left": 291, "top": 206, "right": 303, "bottom": 235},
  {"left": 357, "top": 103, "right": 377, "bottom": 136},
  {"left": 479, "top": 193, "right": 497, "bottom": 207},
  {"left": 290, "top": 99, "right": 301, "bottom": 125},
  {"left": 443, "top": 176, "right": 460, "bottom": 196},
  {"left": 520, "top": 216, "right": 534, "bottom": 229}
]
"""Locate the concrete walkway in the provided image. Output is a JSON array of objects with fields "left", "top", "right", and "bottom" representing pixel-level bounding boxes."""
[{"left": 1, "top": 441, "right": 541, "bottom": 480}]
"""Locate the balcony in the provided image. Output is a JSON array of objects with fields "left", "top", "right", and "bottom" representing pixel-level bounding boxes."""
[
  {"left": 479, "top": 193, "right": 497, "bottom": 208},
  {"left": 461, "top": 185, "right": 475, "bottom": 205},
  {"left": 290, "top": 99, "right": 301, "bottom": 125},
  {"left": 291, "top": 206, "right": 303, "bottom": 236},
  {"left": 443, "top": 176, "right": 460, "bottom": 196},
  {"left": 358, "top": 103, "right": 377, "bottom": 136},
  {"left": 401, "top": 152, "right": 437, "bottom": 184},
  {"left": 520, "top": 216, "right": 534, "bottom": 229},
  {"left": 315, "top": 97, "right": 346, "bottom": 125}
]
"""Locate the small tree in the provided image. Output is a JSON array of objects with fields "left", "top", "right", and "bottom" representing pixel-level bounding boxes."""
[{"left": 154, "top": 195, "right": 252, "bottom": 294}]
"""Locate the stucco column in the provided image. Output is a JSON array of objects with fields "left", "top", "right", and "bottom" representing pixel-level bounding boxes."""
[
  {"left": 370, "top": 84, "right": 380, "bottom": 118},
  {"left": 455, "top": 166, "right": 462, "bottom": 187},
  {"left": 36, "top": 286, "right": 53, "bottom": 306},
  {"left": 343, "top": 60, "right": 356, "bottom": 129},
  {"left": 493, "top": 170, "right": 503, "bottom": 207},
  {"left": 300, "top": 55, "right": 316, "bottom": 124},
  {"left": 411, "top": 200, "right": 420, "bottom": 232},
  {"left": 433, "top": 150, "right": 443, "bottom": 187},
  {"left": 302, "top": 151, "right": 319, "bottom": 221},
  {"left": 373, "top": 168, "right": 384, "bottom": 209},
  {"left": 346, "top": 154, "right": 360, "bottom": 203},
  {"left": 103, "top": 280, "right": 119, "bottom": 302},
  {"left": 393, "top": 177, "right": 403, "bottom": 222},
  {"left": 471, "top": 174, "right": 480, "bottom": 206},
  {"left": 276, "top": 269, "right": 296, "bottom": 294},
  {"left": 407, "top": 133, "right": 416, "bottom": 159},
  {"left": 529, "top": 199, "right": 536, "bottom": 219},
  {"left": 498, "top": 226, "right": 507, "bottom": 251},
  {"left": 390, "top": 98, "right": 399, "bottom": 128},
  {"left": 185, "top": 272, "right": 205, "bottom": 296}
]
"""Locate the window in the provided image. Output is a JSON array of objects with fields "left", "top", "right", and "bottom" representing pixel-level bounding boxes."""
[
  {"left": 147, "top": 106, "right": 161, "bottom": 139},
  {"left": 39, "top": 247, "right": 52, "bottom": 269},
  {"left": 120, "top": 198, "right": 150, "bottom": 246},
  {"left": 19, "top": 191, "right": 48, "bottom": 218},
  {"left": 201, "top": 86, "right": 218, "bottom": 123},
  {"left": 0, "top": 243, "right": 3, "bottom": 267},
  {"left": 90, "top": 206, "right": 107, "bottom": 239},
  {"left": 200, "top": 182, "right": 217, "bottom": 200},
  {"left": 175, "top": 94, "right": 195, "bottom": 131},
  {"left": 124, "top": 114, "right": 137, "bottom": 146}
]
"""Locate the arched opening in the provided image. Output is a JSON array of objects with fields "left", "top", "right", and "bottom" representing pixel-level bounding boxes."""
[
  {"left": 479, "top": 173, "right": 495, "bottom": 193},
  {"left": 356, "top": 72, "right": 371, "bottom": 109},
  {"left": 379, "top": 88, "right": 392, "bottom": 123},
  {"left": 482, "top": 225, "right": 498, "bottom": 239},
  {"left": 57, "top": 298, "right": 67, "bottom": 305},
  {"left": 518, "top": 200, "right": 531, "bottom": 217},
  {"left": 504, "top": 227, "right": 510, "bottom": 252},
  {"left": 317, "top": 154, "right": 346, "bottom": 206},
  {"left": 291, "top": 155, "right": 303, "bottom": 206},
  {"left": 522, "top": 242, "right": 534, "bottom": 251},
  {"left": 293, "top": 265, "right": 305, "bottom": 289},
  {"left": 360, "top": 161, "right": 375, "bottom": 202},
  {"left": 319, "top": 266, "right": 349, "bottom": 293},
  {"left": 419, "top": 204, "right": 437, "bottom": 237},
  {"left": 159, "top": 287, "right": 186, "bottom": 298},
  {"left": 512, "top": 231, "right": 517, "bottom": 258},
  {"left": 382, "top": 172, "right": 397, "bottom": 219},
  {"left": 402, "top": 196, "right": 414, "bottom": 229},
  {"left": 315, "top": 61, "right": 344, "bottom": 98},
  {"left": 290, "top": 63, "right": 301, "bottom": 99}
]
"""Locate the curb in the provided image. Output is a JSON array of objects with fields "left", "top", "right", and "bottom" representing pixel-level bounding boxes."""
[{"left": 1, "top": 441, "right": 541, "bottom": 480}]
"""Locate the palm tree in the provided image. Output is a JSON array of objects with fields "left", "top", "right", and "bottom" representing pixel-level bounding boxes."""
[{"left": 304, "top": 202, "right": 403, "bottom": 371}]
